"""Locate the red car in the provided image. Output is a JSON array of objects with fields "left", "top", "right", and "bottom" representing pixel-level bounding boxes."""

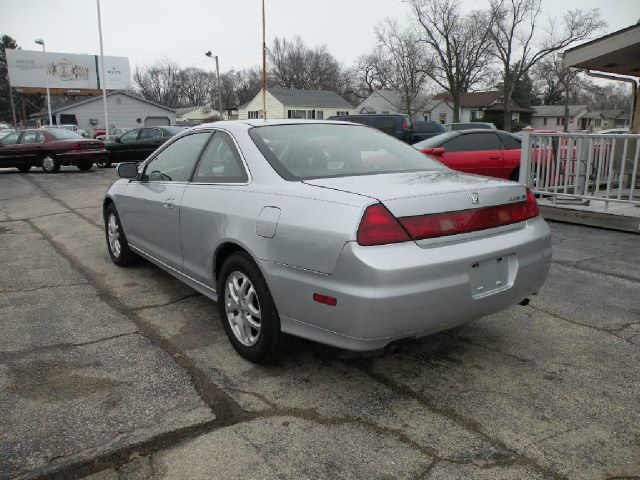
[
  {"left": 0, "top": 129, "right": 107, "bottom": 173},
  {"left": 414, "top": 129, "right": 522, "bottom": 181}
]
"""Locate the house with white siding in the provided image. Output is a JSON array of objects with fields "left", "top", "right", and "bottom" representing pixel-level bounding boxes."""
[
  {"left": 238, "top": 88, "right": 352, "bottom": 120},
  {"left": 31, "top": 91, "right": 176, "bottom": 136},
  {"left": 530, "top": 105, "right": 589, "bottom": 132},
  {"left": 354, "top": 90, "right": 430, "bottom": 120}
]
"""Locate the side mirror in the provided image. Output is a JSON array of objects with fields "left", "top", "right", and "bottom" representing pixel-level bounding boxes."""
[{"left": 117, "top": 162, "right": 139, "bottom": 179}]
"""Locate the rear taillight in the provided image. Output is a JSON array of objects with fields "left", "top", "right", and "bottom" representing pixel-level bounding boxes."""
[
  {"left": 71, "top": 143, "right": 85, "bottom": 150},
  {"left": 356, "top": 204, "right": 411, "bottom": 246},
  {"left": 402, "top": 119, "right": 407, "bottom": 129},
  {"left": 358, "top": 191, "right": 538, "bottom": 246},
  {"left": 525, "top": 187, "right": 540, "bottom": 219},
  {"left": 399, "top": 203, "right": 528, "bottom": 240}
]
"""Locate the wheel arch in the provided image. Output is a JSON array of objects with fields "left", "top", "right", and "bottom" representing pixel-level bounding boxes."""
[
  {"left": 103, "top": 196, "right": 115, "bottom": 221},
  {"left": 213, "top": 241, "right": 260, "bottom": 285}
]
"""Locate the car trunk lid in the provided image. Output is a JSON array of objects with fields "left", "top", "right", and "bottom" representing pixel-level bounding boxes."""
[{"left": 303, "top": 170, "right": 526, "bottom": 218}]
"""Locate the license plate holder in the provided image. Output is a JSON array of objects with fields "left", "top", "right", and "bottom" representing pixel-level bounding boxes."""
[{"left": 470, "top": 255, "right": 511, "bottom": 299}]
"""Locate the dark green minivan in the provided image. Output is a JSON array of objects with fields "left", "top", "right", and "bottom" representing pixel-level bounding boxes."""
[{"left": 328, "top": 114, "right": 413, "bottom": 143}]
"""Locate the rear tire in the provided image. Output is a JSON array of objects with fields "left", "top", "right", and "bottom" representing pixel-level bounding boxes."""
[
  {"left": 77, "top": 161, "right": 93, "bottom": 171},
  {"left": 105, "top": 203, "right": 139, "bottom": 267},
  {"left": 510, "top": 168, "right": 520, "bottom": 182},
  {"left": 17, "top": 165, "right": 31, "bottom": 172},
  {"left": 41, "top": 154, "right": 60, "bottom": 173},
  {"left": 217, "top": 252, "right": 292, "bottom": 363}
]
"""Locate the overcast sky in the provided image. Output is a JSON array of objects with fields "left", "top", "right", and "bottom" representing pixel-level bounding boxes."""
[{"left": 2, "top": 0, "right": 639, "bottom": 74}]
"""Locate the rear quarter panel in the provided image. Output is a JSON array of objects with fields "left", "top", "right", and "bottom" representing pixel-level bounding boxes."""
[{"left": 179, "top": 181, "right": 369, "bottom": 287}]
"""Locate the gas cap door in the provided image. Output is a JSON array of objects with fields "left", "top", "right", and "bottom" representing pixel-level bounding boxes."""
[{"left": 256, "top": 206, "right": 281, "bottom": 238}]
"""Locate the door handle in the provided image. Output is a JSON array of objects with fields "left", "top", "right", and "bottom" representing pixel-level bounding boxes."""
[
  {"left": 489, "top": 155, "right": 501, "bottom": 160},
  {"left": 162, "top": 197, "right": 175, "bottom": 209}
]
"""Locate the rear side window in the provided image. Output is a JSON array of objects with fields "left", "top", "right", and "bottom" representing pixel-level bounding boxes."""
[
  {"left": 21, "top": 131, "right": 41, "bottom": 144},
  {"left": 414, "top": 122, "right": 445, "bottom": 134},
  {"left": 498, "top": 132, "right": 521, "bottom": 150},
  {"left": 192, "top": 131, "right": 248, "bottom": 184},
  {"left": 139, "top": 128, "right": 162, "bottom": 140},
  {"left": 444, "top": 133, "right": 501, "bottom": 152},
  {"left": 371, "top": 117, "right": 395, "bottom": 130}
]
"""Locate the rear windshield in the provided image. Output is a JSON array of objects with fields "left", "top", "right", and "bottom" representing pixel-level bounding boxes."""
[
  {"left": 413, "top": 131, "right": 459, "bottom": 149},
  {"left": 249, "top": 123, "right": 446, "bottom": 181},
  {"left": 47, "top": 129, "right": 83, "bottom": 140}
]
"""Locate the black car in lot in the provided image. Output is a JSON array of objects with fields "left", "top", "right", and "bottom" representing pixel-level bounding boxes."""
[
  {"left": 411, "top": 120, "right": 445, "bottom": 143},
  {"left": 328, "top": 114, "right": 413, "bottom": 143},
  {"left": 101, "top": 126, "right": 185, "bottom": 167}
]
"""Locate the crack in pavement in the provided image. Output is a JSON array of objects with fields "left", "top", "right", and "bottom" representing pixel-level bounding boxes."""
[
  {"left": 0, "top": 331, "right": 139, "bottom": 360},
  {"left": 553, "top": 259, "right": 640, "bottom": 285},
  {"left": 349, "top": 361, "right": 567, "bottom": 480},
  {"left": 128, "top": 293, "right": 202, "bottom": 312},
  {"left": 21, "top": 175, "right": 104, "bottom": 230},
  {"left": 0, "top": 281, "right": 89, "bottom": 294},
  {"left": 20, "top": 217, "right": 251, "bottom": 480},
  {"left": 527, "top": 303, "right": 640, "bottom": 349}
]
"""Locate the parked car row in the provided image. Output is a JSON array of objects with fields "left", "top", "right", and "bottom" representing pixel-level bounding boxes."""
[{"left": 0, "top": 129, "right": 106, "bottom": 173}]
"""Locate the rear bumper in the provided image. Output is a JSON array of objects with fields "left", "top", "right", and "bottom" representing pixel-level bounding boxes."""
[
  {"left": 56, "top": 149, "right": 108, "bottom": 165},
  {"left": 262, "top": 217, "right": 551, "bottom": 351}
]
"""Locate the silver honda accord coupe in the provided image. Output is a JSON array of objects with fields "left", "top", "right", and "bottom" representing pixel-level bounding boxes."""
[{"left": 104, "top": 119, "right": 551, "bottom": 362}]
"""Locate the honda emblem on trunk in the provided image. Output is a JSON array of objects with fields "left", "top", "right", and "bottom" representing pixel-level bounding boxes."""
[{"left": 469, "top": 192, "right": 480, "bottom": 205}]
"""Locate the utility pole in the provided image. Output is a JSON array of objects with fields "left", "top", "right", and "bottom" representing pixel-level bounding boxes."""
[
  {"left": 9, "top": 88, "right": 17, "bottom": 129},
  {"left": 262, "top": 0, "right": 267, "bottom": 120}
]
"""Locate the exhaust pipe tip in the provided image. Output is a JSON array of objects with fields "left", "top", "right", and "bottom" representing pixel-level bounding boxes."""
[{"left": 519, "top": 298, "right": 530, "bottom": 306}]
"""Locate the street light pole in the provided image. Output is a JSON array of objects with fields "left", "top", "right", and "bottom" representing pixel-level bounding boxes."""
[
  {"left": 34, "top": 39, "right": 53, "bottom": 126},
  {"left": 205, "top": 51, "right": 223, "bottom": 120},
  {"left": 96, "top": 0, "right": 110, "bottom": 139}
]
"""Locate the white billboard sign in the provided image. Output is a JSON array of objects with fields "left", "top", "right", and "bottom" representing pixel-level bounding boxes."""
[{"left": 6, "top": 49, "right": 130, "bottom": 90}]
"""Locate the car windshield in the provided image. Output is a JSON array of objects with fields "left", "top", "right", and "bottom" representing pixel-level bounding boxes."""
[
  {"left": 48, "top": 129, "right": 83, "bottom": 140},
  {"left": 413, "top": 131, "right": 458, "bottom": 149},
  {"left": 249, "top": 123, "right": 446, "bottom": 181}
]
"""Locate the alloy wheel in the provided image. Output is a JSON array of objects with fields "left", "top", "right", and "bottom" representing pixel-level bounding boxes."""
[
  {"left": 107, "top": 213, "right": 121, "bottom": 258},
  {"left": 42, "top": 156, "right": 55, "bottom": 172},
  {"left": 224, "top": 271, "right": 261, "bottom": 346}
]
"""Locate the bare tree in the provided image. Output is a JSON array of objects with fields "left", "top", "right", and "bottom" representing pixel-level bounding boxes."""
[
  {"left": 352, "top": 48, "right": 394, "bottom": 100},
  {"left": 375, "top": 19, "right": 432, "bottom": 116},
  {"left": 134, "top": 60, "right": 183, "bottom": 107},
  {"left": 179, "top": 67, "right": 214, "bottom": 107},
  {"left": 267, "top": 36, "right": 343, "bottom": 91},
  {"left": 408, "top": 0, "right": 496, "bottom": 122},
  {"left": 489, "top": 0, "right": 605, "bottom": 131},
  {"left": 532, "top": 52, "right": 582, "bottom": 131}
]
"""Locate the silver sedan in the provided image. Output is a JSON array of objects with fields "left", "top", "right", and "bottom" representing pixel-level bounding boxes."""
[{"left": 104, "top": 120, "right": 551, "bottom": 362}]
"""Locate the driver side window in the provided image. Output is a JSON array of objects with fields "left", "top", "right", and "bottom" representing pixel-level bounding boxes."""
[
  {"left": 120, "top": 129, "right": 139, "bottom": 143},
  {"left": 144, "top": 132, "right": 210, "bottom": 182}
]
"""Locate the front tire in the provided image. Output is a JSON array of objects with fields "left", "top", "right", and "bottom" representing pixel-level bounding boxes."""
[
  {"left": 41, "top": 154, "right": 60, "bottom": 173},
  {"left": 217, "top": 252, "right": 292, "bottom": 363},
  {"left": 96, "top": 157, "right": 112, "bottom": 168},
  {"left": 105, "top": 203, "right": 138, "bottom": 267}
]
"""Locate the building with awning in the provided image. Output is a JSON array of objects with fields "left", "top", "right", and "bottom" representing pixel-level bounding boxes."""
[{"left": 563, "top": 23, "right": 640, "bottom": 132}]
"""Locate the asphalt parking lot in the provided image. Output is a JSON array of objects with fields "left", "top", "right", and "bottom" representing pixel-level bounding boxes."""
[{"left": 1, "top": 166, "right": 639, "bottom": 480}]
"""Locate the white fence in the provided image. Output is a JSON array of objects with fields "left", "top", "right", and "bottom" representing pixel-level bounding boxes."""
[{"left": 519, "top": 131, "right": 640, "bottom": 211}]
